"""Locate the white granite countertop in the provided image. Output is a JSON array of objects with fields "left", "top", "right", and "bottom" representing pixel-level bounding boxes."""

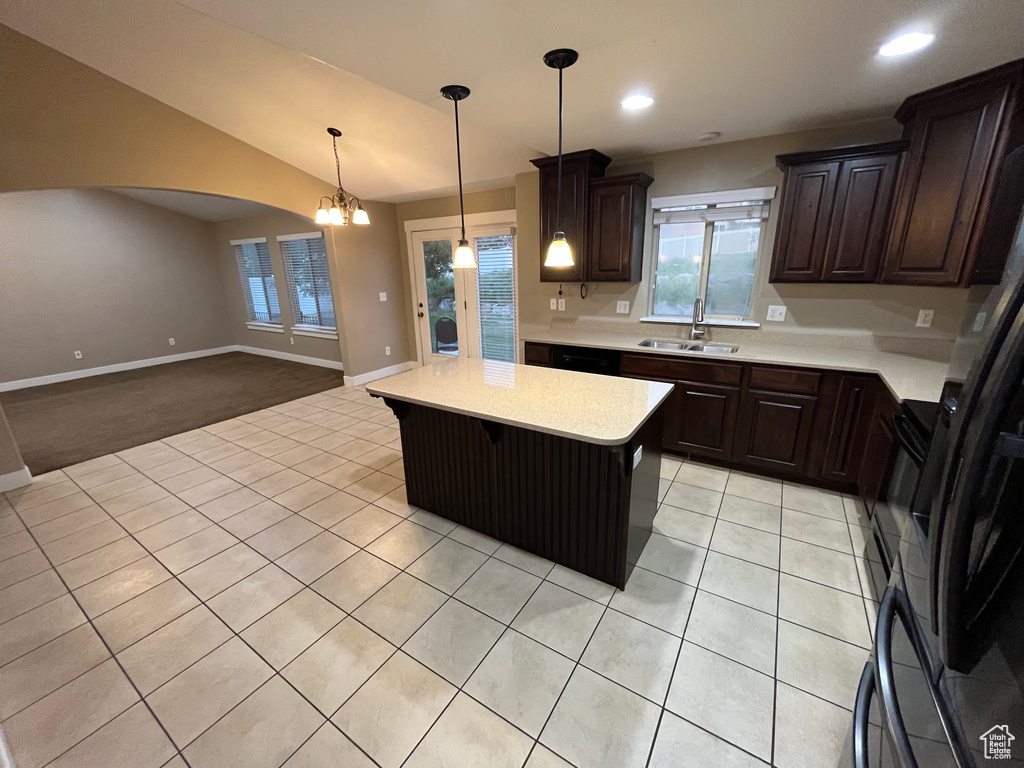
[
  {"left": 521, "top": 327, "right": 950, "bottom": 403},
  {"left": 366, "top": 358, "right": 674, "bottom": 445}
]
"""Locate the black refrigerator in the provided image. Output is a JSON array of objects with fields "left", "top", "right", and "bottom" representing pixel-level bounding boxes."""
[{"left": 855, "top": 145, "right": 1024, "bottom": 767}]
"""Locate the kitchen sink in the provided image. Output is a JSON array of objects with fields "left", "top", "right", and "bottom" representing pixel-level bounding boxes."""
[{"left": 638, "top": 339, "right": 739, "bottom": 354}]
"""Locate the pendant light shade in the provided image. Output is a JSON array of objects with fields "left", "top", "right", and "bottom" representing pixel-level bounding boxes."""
[
  {"left": 316, "top": 127, "right": 370, "bottom": 227},
  {"left": 543, "top": 48, "right": 579, "bottom": 269},
  {"left": 441, "top": 84, "right": 476, "bottom": 269}
]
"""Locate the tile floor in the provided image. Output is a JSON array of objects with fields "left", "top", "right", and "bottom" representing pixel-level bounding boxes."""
[{"left": 0, "top": 384, "right": 876, "bottom": 768}]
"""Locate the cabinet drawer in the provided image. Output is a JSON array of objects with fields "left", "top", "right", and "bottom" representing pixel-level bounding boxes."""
[
  {"left": 524, "top": 342, "right": 553, "bottom": 366},
  {"left": 749, "top": 366, "right": 821, "bottom": 394},
  {"left": 621, "top": 353, "right": 743, "bottom": 385}
]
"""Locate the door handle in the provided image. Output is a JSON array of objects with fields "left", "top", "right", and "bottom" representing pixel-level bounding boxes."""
[
  {"left": 876, "top": 586, "right": 919, "bottom": 768},
  {"left": 854, "top": 662, "right": 875, "bottom": 768}
]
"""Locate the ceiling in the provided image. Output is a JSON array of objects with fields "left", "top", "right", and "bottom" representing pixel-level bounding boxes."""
[
  {"left": 106, "top": 187, "right": 279, "bottom": 221},
  {"left": 2, "top": 0, "right": 1023, "bottom": 203}
]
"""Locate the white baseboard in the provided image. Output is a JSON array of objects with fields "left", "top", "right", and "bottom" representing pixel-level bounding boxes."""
[
  {"left": 344, "top": 361, "right": 418, "bottom": 387},
  {"left": 0, "top": 345, "right": 345, "bottom": 392},
  {"left": 235, "top": 346, "right": 345, "bottom": 371},
  {"left": 0, "top": 466, "right": 32, "bottom": 493}
]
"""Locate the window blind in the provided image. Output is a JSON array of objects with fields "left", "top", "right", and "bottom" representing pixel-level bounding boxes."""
[
  {"left": 278, "top": 233, "right": 336, "bottom": 329},
  {"left": 475, "top": 234, "right": 517, "bottom": 363},
  {"left": 231, "top": 238, "right": 280, "bottom": 324}
]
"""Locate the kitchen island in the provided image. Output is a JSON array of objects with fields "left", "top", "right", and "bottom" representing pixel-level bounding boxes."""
[{"left": 367, "top": 358, "right": 673, "bottom": 588}]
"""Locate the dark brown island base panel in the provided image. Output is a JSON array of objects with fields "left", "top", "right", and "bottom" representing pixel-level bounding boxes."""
[
  {"left": 376, "top": 397, "right": 665, "bottom": 590},
  {"left": 525, "top": 341, "right": 898, "bottom": 495}
]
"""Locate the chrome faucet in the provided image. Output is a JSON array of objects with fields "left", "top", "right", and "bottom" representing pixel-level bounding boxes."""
[{"left": 690, "top": 297, "right": 706, "bottom": 340}]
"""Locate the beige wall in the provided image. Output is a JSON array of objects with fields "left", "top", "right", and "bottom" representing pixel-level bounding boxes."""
[
  {"left": 517, "top": 120, "right": 970, "bottom": 341},
  {"left": 0, "top": 25, "right": 410, "bottom": 378},
  {"left": 394, "top": 187, "right": 517, "bottom": 355},
  {"left": 0, "top": 404, "right": 25, "bottom": 477},
  {"left": 0, "top": 188, "right": 233, "bottom": 382},
  {"left": 212, "top": 212, "right": 344, "bottom": 363}
]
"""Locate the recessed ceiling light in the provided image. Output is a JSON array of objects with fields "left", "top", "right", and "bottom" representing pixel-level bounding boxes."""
[
  {"left": 879, "top": 31, "right": 935, "bottom": 57},
  {"left": 621, "top": 94, "right": 654, "bottom": 110}
]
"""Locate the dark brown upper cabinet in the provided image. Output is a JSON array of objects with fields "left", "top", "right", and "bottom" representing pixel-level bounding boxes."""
[
  {"left": 587, "top": 173, "right": 654, "bottom": 282},
  {"left": 882, "top": 60, "right": 1024, "bottom": 286},
  {"left": 531, "top": 149, "right": 611, "bottom": 283},
  {"left": 770, "top": 142, "right": 906, "bottom": 283}
]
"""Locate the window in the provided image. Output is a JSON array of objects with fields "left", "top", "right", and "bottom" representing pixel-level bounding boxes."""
[
  {"left": 278, "top": 232, "right": 336, "bottom": 334},
  {"left": 649, "top": 187, "right": 776, "bottom": 320},
  {"left": 231, "top": 238, "right": 280, "bottom": 325},
  {"left": 475, "top": 233, "right": 517, "bottom": 363}
]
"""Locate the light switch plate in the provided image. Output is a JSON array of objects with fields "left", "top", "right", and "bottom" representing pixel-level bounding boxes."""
[
  {"left": 616, "top": 300, "right": 630, "bottom": 314},
  {"left": 767, "top": 305, "right": 787, "bottom": 322},
  {"left": 385, "top": 346, "right": 391, "bottom": 356},
  {"left": 917, "top": 309, "right": 935, "bottom": 328},
  {"left": 558, "top": 298, "right": 566, "bottom": 311},
  {"left": 550, "top": 298, "right": 558, "bottom": 310},
  {"left": 379, "top": 292, "right": 387, "bottom": 302},
  {"left": 973, "top": 312, "right": 988, "bottom": 332},
  {"left": 168, "top": 338, "right": 175, "bottom": 346},
  {"left": 73, "top": 351, "right": 83, "bottom": 360}
]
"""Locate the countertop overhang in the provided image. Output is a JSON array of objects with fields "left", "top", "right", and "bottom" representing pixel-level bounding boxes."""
[
  {"left": 366, "top": 358, "right": 674, "bottom": 446},
  {"left": 522, "top": 328, "right": 950, "bottom": 403}
]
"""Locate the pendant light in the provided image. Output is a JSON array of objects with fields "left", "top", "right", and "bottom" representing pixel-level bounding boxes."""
[
  {"left": 543, "top": 48, "right": 579, "bottom": 268},
  {"left": 441, "top": 85, "right": 476, "bottom": 269},
  {"left": 315, "top": 127, "right": 370, "bottom": 227}
]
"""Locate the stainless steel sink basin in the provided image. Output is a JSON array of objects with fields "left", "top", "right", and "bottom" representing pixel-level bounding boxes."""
[{"left": 638, "top": 339, "right": 739, "bottom": 354}]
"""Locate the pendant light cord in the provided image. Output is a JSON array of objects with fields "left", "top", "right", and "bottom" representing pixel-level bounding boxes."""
[
  {"left": 332, "top": 134, "right": 343, "bottom": 191},
  {"left": 455, "top": 97, "right": 466, "bottom": 240},
  {"left": 555, "top": 65, "right": 564, "bottom": 234}
]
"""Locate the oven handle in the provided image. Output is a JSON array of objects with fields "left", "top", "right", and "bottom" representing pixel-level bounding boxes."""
[
  {"left": 892, "top": 412, "right": 927, "bottom": 467},
  {"left": 876, "top": 586, "right": 919, "bottom": 768},
  {"left": 853, "top": 662, "right": 875, "bottom": 768}
]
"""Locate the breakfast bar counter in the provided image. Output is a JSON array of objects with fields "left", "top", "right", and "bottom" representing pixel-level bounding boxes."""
[{"left": 368, "top": 358, "right": 673, "bottom": 588}]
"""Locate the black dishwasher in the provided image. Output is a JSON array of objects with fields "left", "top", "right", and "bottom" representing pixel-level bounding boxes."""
[{"left": 551, "top": 345, "right": 621, "bottom": 376}]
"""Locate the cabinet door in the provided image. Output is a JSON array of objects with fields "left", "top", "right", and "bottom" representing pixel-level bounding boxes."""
[
  {"left": 735, "top": 390, "right": 818, "bottom": 474},
  {"left": 818, "top": 374, "right": 877, "bottom": 483},
  {"left": 532, "top": 150, "right": 612, "bottom": 283},
  {"left": 882, "top": 78, "right": 1014, "bottom": 286},
  {"left": 858, "top": 387, "right": 899, "bottom": 513},
  {"left": 822, "top": 154, "right": 901, "bottom": 282},
  {"left": 587, "top": 174, "right": 651, "bottom": 282},
  {"left": 770, "top": 161, "right": 840, "bottom": 282},
  {"left": 669, "top": 380, "right": 741, "bottom": 460}
]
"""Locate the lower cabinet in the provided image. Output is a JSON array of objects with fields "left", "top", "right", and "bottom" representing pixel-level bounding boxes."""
[
  {"left": 858, "top": 383, "right": 900, "bottom": 511},
  {"left": 528, "top": 342, "right": 894, "bottom": 491},
  {"left": 670, "top": 381, "right": 741, "bottom": 460},
  {"left": 735, "top": 389, "right": 818, "bottom": 474}
]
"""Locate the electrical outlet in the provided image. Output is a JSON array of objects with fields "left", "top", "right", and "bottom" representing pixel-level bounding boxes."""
[
  {"left": 973, "top": 312, "right": 988, "bottom": 332},
  {"left": 549, "top": 298, "right": 557, "bottom": 310},
  {"left": 558, "top": 298, "right": 566, "bottom": 311},
  {"left": 385, "top": 346, "right": 391, "bottom": 356},
  {"left": 379, "top": 292, "right": 387, "bottom": 302},
  {"left": 168, "top": 338, "right": 175, "bottom": 346},
  {"left": 616, "top": 300, "right": 630, "bottom": 314},
  {"left": 74, "top": 351, "right": 83, "bottom": 360},
  {"left": 289, "top": 337, "right": 295, "bottom": 345},
  {"left": 917, "top": 309, "right": 935, "bottom": 328},
  {"left": 767, "top": 305, "right": 787, "bottom": 322}
]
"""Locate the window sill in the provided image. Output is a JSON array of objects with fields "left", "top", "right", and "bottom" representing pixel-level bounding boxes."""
[
  {"left": 246, "top": 322, "right": 284, "bottom": 334},
  {"left": 293, "top": 326, "right": 339, "bottom": 340},
  {"left": 640, "top": 316, "right": 761, "bottom": 329}
]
